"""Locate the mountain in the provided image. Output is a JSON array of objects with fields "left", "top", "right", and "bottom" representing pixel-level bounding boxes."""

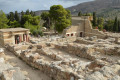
[
  {"left": 67, "top": 0, "right": 120, "bottom": 19},
  {"left": 34, "top": 10, "right": 48, "bottom": 15},
  {"left": 34, "top": 0, "right": 120, "bottom": 19}
]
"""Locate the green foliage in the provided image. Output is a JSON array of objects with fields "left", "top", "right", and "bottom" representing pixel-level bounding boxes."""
[
  {"left": 49, "top": 5, "right": 71, "bottom": 33},
  {"left": 24, "top": 21, "right": 43, "bottom": 36},
  {"left": 97, "top": 8, "right": 120, "bottom": 20},
  {"left": 7, "top": 11, "right": 20, "bottom": 28},
  {"left": 78, "top": 11, "right": 92, "bottom": 17},
  {"left": 30, "top": 11, "right": 35, "bottom": 16},
  {"left": 41, "top": 12, "right": 51, "bottom": 29},
  {"left": 21, "top": 11, "right": 25, "bottom": 26},
  {"left": 26, "top": 9, "right": 30, "bottom": 15},
  {"left": 104, "top": 20, "right": 114, "bottom": 31},
  {"left": 22, "top": 15, "right": 40, "bottom": 26},
  {"left": 14, "top": 11, "right": 19, "bottom": 21},
  {"left": 41, "top": 12, "right": 49, "bottom": 20},
  {"left": 55, "top": 18, "right": 71, "bottom": 33},
  {"left": 97, "top": 17, "right": 104, "bottom": 30},
  {"left": 9, "top": 20, "right": 20, "bottom": 28},
  {"left": 0, "top": 10, "right": 9, "bottom": 29},
  {"left": 118, "top": 20, "right": 120, "bottom": 32},
  {"left": 113, "top": 17, "right": 118, "bottom": 32},
  {"left": 49, "top": 5, "right": 67, "bottom": 20},
  {"left": 9, "top": 12, "right": 14, "bottom": 21},
  {"left": 78, "top": 11, "right": 82, "bottom": 16},
  {"left": 93, "top": 12, "right": 97, "bottom": 27}
]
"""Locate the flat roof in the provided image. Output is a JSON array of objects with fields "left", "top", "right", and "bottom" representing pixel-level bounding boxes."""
[{"left": 0, "top": 28, "right": 29, "bottom": 33}]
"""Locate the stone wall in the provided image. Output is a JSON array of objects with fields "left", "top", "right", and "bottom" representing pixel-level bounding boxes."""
[
  {"left": 6, "top": 44, "right": 84, "bottom": 80},
  {"left": 54, "top": 43, "right": 96, "bottom": 61},
  {"left": 63, "top": 16, "right": 107, "bottom": 39},
  {"left": 56, "top": 37, "right": 77, "bottom": 42}
]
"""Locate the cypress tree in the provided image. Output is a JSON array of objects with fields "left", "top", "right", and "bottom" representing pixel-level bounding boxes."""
[
  {"left": 78, "top": 11, "right": 82, "bottom": 17},
  {"left": 118, "top": 20, "right": 120, "bottom": 32},
  {"left": 21, "top": 11, "right": 25, "bottom": 26},
  {"left": 113, "top": 17, "right": 118, "bottom": 32},
  {"left": 14, "top": 11, "right": 19, "bottom": 21},
  {"left": 30, "top": 11, "right": 34, "bottom": 16},
  {"left": 93, "top": 12, "right": 97, "bottom": 27},
  {"left": 9, "top": 12, "right": 14, "bottom": 21}
]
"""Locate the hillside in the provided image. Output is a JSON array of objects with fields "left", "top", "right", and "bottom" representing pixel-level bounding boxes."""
[
  {"left": 33, "top": 0, "right": 120, "bottom": 19},
  {"left": 67, "top": 0, "right": 120, "bottom": 19}
]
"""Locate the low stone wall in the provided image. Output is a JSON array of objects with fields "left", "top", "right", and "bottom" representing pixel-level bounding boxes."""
[
  {"left": 75, "top": 38, "right": 94, "bottom": 45},
  {"left": 56, "top": 37, "right": 77, "bottom": 42},
  {"left": 54, "top": 43, "right": 96, "bottom": 61},
  {"left": 6, "top": 45, "right": 84, "bottom": 80}
]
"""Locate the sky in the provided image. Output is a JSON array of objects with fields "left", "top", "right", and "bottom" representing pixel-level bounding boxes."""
[{"left": 0, "top": 0, "right": 93, "bottom": 13}]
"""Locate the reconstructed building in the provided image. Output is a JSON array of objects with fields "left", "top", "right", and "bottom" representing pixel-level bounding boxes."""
[
  {"left": 0, "top": 28, "right": 30, "bottom": 46},
  {"left": 62, "top": 16, "right": 106, "bottom": 38}
]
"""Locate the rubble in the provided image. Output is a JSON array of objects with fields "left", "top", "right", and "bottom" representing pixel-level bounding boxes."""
[
  {"left": 0, "top": 48, "right": 30, "bottom": 80},
  {"left": 4, "top": 35, "right": 120, "bottom": 80}
]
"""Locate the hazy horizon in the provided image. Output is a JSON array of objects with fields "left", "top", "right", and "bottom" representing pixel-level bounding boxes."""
[{"left": 0, "top": 0, "right": 94, "bottom": 13}]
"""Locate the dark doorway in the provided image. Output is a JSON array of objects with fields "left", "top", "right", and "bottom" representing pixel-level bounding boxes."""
[
  {"left": 80, "top": 32, "right": 83, "bottom": 37},
  {"left": 67, "top": 34, "right": 69, "bottom": 36},
  {"left": 15, "top": 35, "right": 20, "bottom": 44},
  {"left": 71, "top": 33, "right": 73, "bottom": 36}
]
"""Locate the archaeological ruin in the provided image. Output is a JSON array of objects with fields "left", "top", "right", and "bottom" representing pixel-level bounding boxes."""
[
  {"left": 63, "top": 16, "right": 106, "bottom": 38},
  {"left": 0, "top": 16, "right": 120, "bottom": 80},
  {"left": 0, "top": 28, "right": 30, "bottom": 46}
]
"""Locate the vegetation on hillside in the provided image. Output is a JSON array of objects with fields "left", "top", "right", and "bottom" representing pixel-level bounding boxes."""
[
  {"left": 77, "top": 11, "right": 120, "bottom": 32},
  {"left": 68, "top": 0, "right": 120, "bottom": 19}
]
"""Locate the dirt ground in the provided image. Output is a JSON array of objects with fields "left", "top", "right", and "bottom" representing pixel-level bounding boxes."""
[{"left": 0, "top": 46, "right": 51, "bottom": 80}]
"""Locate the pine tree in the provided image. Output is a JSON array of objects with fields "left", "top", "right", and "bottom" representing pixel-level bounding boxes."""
[
  {"left": 14, "top": 11, "right": 19, "bottom": 21},
  {"left": 113, "top": 17, "right": 118, "bottom": 32},
  {"left": 0, "top": 10, "right": 8, "bottom": 28},
  {"left": 93, "top": 12, "right": 97, "bottom": 27}
]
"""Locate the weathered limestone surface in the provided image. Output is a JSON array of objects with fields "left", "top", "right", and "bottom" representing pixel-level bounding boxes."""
[
  {"left": 4, "top": 35, "right": 120, "bottom": 80},
  {"left": 0, "top": 48, "right": 29, "bottom": 80}
]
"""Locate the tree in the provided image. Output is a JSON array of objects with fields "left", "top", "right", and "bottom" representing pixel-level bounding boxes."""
[
  {"left": 49, "top": 5, "right": 71, "bottom": 33},
  {"left": 104, "top": 20, "right": 114, "bottom": 31},
  {"left": 66, "top": 9, "right": 71, "bottom": 21},
  {"left": 30, "top": 11, "right": 35, "bottom": 16},
  {"left": 41, "top": 12, "right": 50, "bottom": 28},
  {"left": 78, "top": 11, "right": 82, "bottom": 16},
  {"left": 113, "top": 17, "right": 118, "bottom": 32},
  {"left": 97, "top": 17, "right": 104, "bottom": 30},
  {"left": 9, "top": 20, "right": 20, "bottom": 28},
  {"left": 14, "top": 11, "right": 19, "bottom": 21},
  {"left": 118, "top": 20, "right": 120, "bottom": 32},
  {"left": 9, "top": 12, "right": 14, "bottom": 21},
  {"left": 21, "top": 11, "right": 25, "bottom": 26},
  {"left": 93, "top": 12, "right": 97, "bottom": 28},
  {"left": 25, "top": 9, "right": 30, "bottom": 15},
  {"left": 0, "top": 10, "right": 8, "bottom": 29}
]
